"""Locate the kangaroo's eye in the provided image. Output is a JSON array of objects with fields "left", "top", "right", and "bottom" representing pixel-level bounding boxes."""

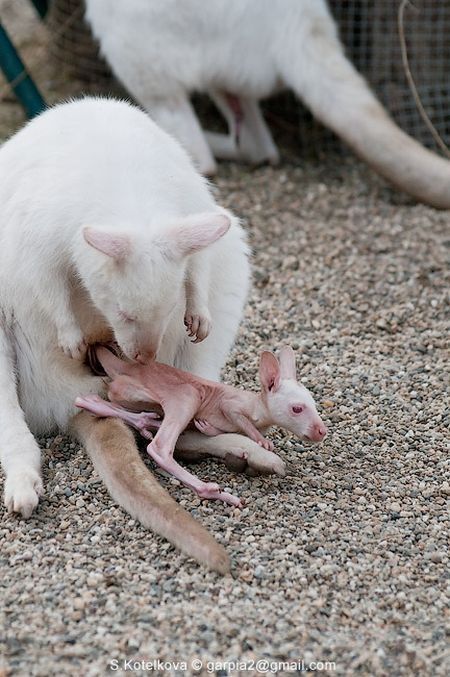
[
  {"left": 118, "top": 310, "right": 135, "bottom": 323},
  {"left": 292, "top": 405, "right": 304, "bottom": 414}
]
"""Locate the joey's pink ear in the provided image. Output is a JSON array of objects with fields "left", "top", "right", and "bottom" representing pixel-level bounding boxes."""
[
  {"left": 259, "top": 351, "right": 281, "bottom": 393},
  {"left": 83, "top": 227, "right": 131, "bottom": 261},
  {"left": 279, "top": 345, "right": 297, "bottom": 380},
  {"left": 167, "top": 212, "right": 231, "bottom": 257}
]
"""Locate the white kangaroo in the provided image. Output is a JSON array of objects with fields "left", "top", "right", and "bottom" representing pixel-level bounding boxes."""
[
  {"left": 0, "top": 98, "right": 283, "bottom": 573},
  {"left": 85, "top": 0, "right": 450, "bottom": 208}
]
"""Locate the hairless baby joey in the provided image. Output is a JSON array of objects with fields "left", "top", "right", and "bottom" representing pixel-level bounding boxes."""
[{"left": 76, "top": 345, "right": 327, "bottom": 507}]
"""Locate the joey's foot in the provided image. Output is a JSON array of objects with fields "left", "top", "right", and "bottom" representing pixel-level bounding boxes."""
[
  {"left": 194, "top": 419, "right": 222, "bottom": 437},
  {"left": 257, "top": 438, "right": 275, "bottom": 452},
  {"left": 4, "top": 469, "right": 43, "bottom": 518},
  {"left": 184, "top": 310, "right": 211, "bottom": 343},
  {"left": 196, "top": 481, "right": 243, "bottom": 508},
  {"left": 134, "top": 412, "right": 161, "bottom": 440},
  {"left": 58, "top": 325, "right": 87, "bottom": 361}
]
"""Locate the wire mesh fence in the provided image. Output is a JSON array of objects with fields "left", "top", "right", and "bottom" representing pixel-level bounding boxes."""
[
  {"left": 332, "top": 0, "right": 450, "bottom": 153},
  {"left": 47, "top": 0, "right": 450, "bottom": 156}
]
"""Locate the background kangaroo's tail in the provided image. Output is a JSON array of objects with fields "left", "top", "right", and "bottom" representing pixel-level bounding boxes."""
[
  {"left": 71, "top": 411, "right": 230, "bottom": 574},
  {"left": 278, "top": 13, "right": 450, "bottom": 208}
]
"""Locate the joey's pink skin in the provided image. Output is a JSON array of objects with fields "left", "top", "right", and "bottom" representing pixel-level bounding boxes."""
[{"left": 75, "top": 345, "right": 327, "bottom": 506}]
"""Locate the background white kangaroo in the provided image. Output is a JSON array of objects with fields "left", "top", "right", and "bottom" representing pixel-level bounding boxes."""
[
  {"left": 85, "top": 0, "right": 450, "bottom": 208},
  {"left": 0, "top": 98, "right": 284, "bottom": 573}
]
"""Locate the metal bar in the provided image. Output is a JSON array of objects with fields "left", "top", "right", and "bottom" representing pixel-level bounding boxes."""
[{"left": 0, "top": 22, "right": 46, "bottom": 119}]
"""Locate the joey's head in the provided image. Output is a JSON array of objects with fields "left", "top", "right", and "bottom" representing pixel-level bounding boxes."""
[
  {"left": 77, "top": 212, "right": 230, "bottom": 361},
  {"left": 259, "top": 346, "right": 327, "bottom": 443}
]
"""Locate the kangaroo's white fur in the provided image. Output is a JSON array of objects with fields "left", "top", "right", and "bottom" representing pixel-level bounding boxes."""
[
  {"left": 85, "top": 0, "right": 450, "bottom": 208},
  {"left": 0, "top": 98, "right": 259, "bottom": 570}
]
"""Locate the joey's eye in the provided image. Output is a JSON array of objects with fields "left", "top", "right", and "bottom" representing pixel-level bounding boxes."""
[
  {"left": 118, "top": 310, "right": 135, "bottom": 323},
  {"left": 292, "top": 405, "right": 304, "bottom": 414}
]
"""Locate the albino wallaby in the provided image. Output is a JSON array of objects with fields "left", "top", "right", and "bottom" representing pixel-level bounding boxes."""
[
  {"left": 0, "top": 97, "right": 285, "bottom": 574},
  {"left": 85, "top": 0, "right": 450, "bottom": 208},
  {"left": 75, "top": 345, "right": 327, "bottom": 507}
]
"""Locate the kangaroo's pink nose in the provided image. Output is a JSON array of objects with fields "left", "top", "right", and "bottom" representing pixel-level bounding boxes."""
[{"left": 310, "top": 423, "right": 327, "bottom": 442}]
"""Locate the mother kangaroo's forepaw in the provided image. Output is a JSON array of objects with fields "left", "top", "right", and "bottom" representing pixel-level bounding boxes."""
[
  {"left": 58, "top": 326, "right": 88, "bottom": 361},
  {"left": 4, "top": 469, "right": 43, "bottom": 518},
  {"left": 184, "top": 310, "right": 211, "bottom": 344}
]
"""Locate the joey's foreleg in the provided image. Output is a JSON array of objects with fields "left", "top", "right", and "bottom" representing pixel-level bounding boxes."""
[
  {"left": 75, "top": 394, "right": 160, "bottom": 440},
  {"left": 230, "top": 413, "right": 274, "bottom": 451}
]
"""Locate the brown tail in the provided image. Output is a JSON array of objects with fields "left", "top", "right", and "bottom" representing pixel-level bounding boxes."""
[
  {"left": 70, "top": 411, "right": 230, "bottom": 574},
  {"left": 280, "top": 20, "right": 450, "bottom": 208}
]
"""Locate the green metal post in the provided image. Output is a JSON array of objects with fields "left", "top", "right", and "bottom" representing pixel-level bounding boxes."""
[{"left": 0, "top": 22, "right": 46, "bottom": 118}]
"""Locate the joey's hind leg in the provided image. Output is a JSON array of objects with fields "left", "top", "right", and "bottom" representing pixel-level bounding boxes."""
[
  {"left": 148, "top": 397, "right": 242, "bottom": 507},
  {"left": 75, "top": 394, "right": 160, "bottom": 440},
  {"left": 150, "top": 437, "right": 243, "bottom": 507}
]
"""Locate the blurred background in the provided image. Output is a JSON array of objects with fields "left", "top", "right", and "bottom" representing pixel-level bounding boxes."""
[{"left": 1, "top": 0, "right": 449, "bottom": 157}]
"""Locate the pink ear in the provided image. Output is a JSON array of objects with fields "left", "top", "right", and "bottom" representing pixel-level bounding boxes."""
[
  {"left": 83, "top": 227, "right": 131, "bottom": 261},
  {"left": 279, "top": 346, "right": 297, "bottom": 380},
  {"left": 168, "top": 212, "right": 231, "bottom": 257},
  {"left": 259, "top": 351, "right": 281, "bottom": 393}
]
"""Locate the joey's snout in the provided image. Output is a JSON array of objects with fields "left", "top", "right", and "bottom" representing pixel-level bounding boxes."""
[
  {"left": 135, "top": 349, "right": 156, "bottom": 363},
  {"left": 307, "top": 421, "right": 327, "bottom": 443},
  {"left": 122, "top": 335, "right": 161, "bottom": 363},
  {"left": 119, "top": 343, "right": 158, "bottom": 364}
]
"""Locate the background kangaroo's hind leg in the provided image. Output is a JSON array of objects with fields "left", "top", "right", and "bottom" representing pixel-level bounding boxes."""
[
  {"left": 206, "top": 92, "right": 280, "bottom": 166},
  {"left": 0, "top": 322, "right": 43, "bottom": 518},
  {"left": 139, "top": 94, "right": 217, "bottom": 176}
]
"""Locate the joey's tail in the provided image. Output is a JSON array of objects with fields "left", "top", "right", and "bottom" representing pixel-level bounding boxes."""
[
  {"left": 94, "top": 345, "right": 128, "bottom": 377},
  {"left": 279, "top": 19, "right": 450, "bottom": 208},
  {"left": 71, "top": 411, "right": 230, "bottom": 574}
]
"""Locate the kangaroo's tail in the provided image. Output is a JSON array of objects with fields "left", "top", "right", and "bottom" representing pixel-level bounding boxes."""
[
  {"left": 71, "top": 411, "right": 230, "bottom": 574},
  {"left": 278, "top": 12, "right": 450, "bottom": 208}
]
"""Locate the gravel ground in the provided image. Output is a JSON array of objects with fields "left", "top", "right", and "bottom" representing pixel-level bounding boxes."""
[{"left": 0, "top": 2, "right": 449, "bottom": 675}]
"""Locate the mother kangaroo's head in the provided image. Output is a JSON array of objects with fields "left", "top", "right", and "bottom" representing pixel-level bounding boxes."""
[{"left": 74, "top": 212, "right": 230, "bottom": 361}]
